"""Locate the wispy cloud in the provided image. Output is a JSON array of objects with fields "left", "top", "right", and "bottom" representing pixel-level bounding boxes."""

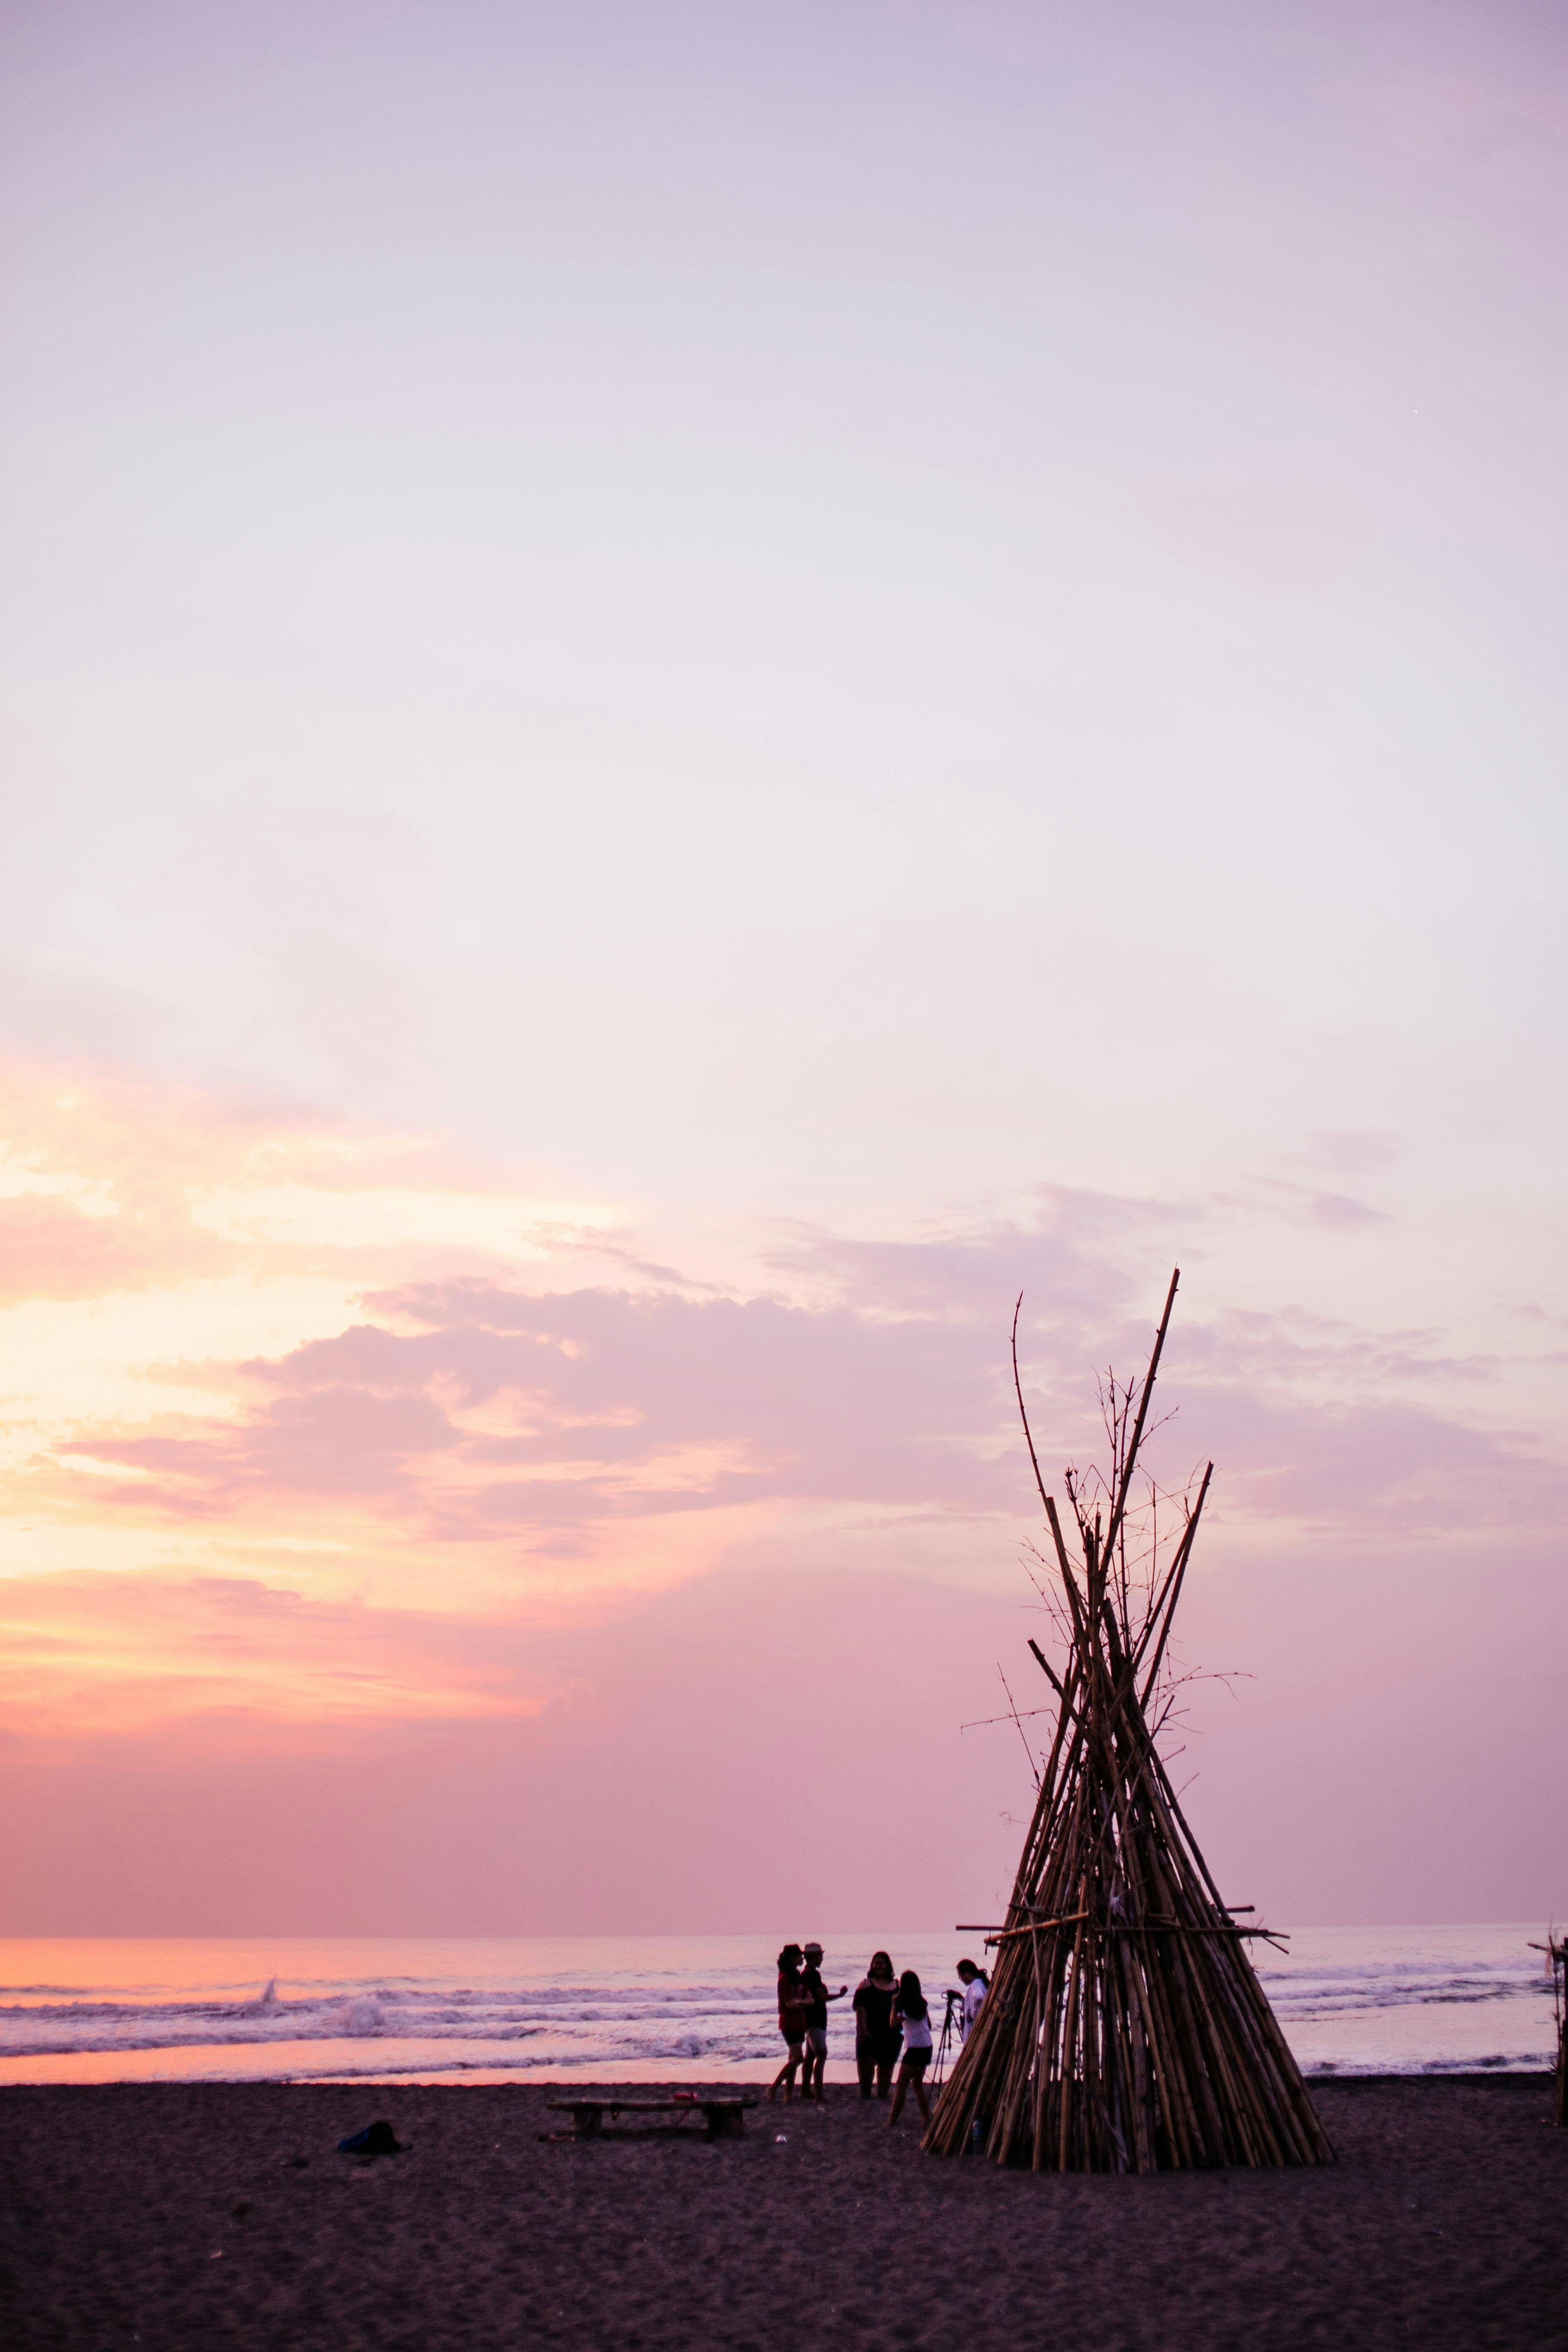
[{"left": 3, "top": 1061, "right": 1564, "bottom": 1790}]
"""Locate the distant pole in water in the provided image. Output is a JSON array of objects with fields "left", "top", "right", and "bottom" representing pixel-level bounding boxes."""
[{"left": 1531, "top": 1936, "right": 1567, "bottom": 2125}]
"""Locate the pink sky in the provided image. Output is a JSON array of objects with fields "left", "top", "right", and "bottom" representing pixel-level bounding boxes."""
[{"left": 1, "top": 0, "right": 1565, "bottom": 1932}]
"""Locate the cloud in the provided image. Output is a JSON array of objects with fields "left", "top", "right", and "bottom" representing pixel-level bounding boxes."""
[
  {"left": 43, "top": 1278, "right": 1024, "bottom": 1541},
  {"left": 0, "top": 1570, "right": 560, "bottom": 1736},
  {"left": 27, "top": 1214, "right": 1563, "bottom": 1579},
  {"left": 0, "top": 1056, "right": 619, "bottom": 1306},
  {"left": 1253, "top": 1180, "right": 1392, "bottom": 1232},
  {"left": 4, "top": 1057, "right": 1565, "bottom": 1743},
  {"left": 2, "top": 1062, "right": 1565, "bottom": 1932}
]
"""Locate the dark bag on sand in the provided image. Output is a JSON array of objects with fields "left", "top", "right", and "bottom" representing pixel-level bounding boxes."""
[{"left": 338, "top": 2121, "right": 403, "bottom": 2155}]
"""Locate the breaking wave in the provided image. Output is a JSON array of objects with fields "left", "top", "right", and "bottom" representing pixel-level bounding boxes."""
[{"left": 0, "top": 1926, "right": 1556, "bottom": 2082}]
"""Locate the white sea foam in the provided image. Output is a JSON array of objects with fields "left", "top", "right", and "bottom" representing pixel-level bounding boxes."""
[{"left": 0, "top": 1927, "right": 1554, "bottom": 2085}]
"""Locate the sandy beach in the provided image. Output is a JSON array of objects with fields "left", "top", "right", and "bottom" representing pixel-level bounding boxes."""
[{"left": 2, "top": 2074, "right": 1564, "bottom": 2349}]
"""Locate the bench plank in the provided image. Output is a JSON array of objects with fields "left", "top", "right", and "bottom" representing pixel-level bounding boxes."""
[{"left": 542, "top": 2096, "right": 757, "bottom": 2143}]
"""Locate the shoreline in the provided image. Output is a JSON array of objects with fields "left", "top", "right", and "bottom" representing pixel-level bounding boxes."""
[
  {"left": 5, "top": 2073, "right": 1566, "bottom": 2348},
  {"left": 0, "top": 2051, "right": 1561, "bottom": 2089}
]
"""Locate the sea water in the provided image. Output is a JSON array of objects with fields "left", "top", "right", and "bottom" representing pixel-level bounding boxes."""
[{"left": 0, "top": 1926, "right": 1556, "bottom": 2087}]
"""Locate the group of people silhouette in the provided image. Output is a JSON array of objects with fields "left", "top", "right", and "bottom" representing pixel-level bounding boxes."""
[{"left": 768, "top": 1943, "right": 988, "bottom": 2127}]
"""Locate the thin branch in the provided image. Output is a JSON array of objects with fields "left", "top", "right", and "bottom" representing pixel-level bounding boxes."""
[{"left": 997, "top": 1663, "right": 1041, "bottom": 1788}]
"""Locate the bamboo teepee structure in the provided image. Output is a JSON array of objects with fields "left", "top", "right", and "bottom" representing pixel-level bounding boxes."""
[{"left": 925, "top": 1270, "right": 1334, "bottom": 2172}]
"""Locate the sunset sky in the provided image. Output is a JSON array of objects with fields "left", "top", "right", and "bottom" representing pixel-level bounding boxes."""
[{"left": 2, "top": 0, "right": 1565, "bottom": 1936}]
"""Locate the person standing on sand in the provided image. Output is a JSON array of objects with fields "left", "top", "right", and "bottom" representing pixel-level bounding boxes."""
[
  {"left": 767, "top": 1945, "right": 809, "bottom": 2103},
  {"left": 797, "top": 1942, "right": 848, "bottom": 2103},
  {"left": 956, "top": 1957, "right": 989, "bottom": 2041},
  {"left": 886, "top": 1969, "right": 934, "bottom": 2128},
  {"left": 852, "top": 1952, "right": 900, "bottom": 2100}
]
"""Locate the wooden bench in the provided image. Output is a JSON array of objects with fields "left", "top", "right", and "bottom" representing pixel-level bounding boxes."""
[{"left": 543, "top": 2096, "right": 758, "bottom": 2144}]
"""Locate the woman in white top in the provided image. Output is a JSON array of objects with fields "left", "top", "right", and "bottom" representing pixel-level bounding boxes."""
[
  {"left": 887, "top": 1970, "right": 934, "bottom": 2128},
  {"left": 956, "top": 1956, "right": 989, "bottom": 2040}
]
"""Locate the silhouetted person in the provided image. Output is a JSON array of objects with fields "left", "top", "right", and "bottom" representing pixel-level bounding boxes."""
[
  {"left": 798, "top": 1941, "right": 847, "bottom": 2102},
  {"left": 956, "top": 1956, "right": 989, "bottom": 2040},
  {"left": 852, "top": 1951, "right": 899, "bottom": 2099},
  {"left": 767, "top": 1944, "right": 808, "bottom": 2103},
  {"left": 887, "top": 1970, "right": 933, "bottom": 2129}
]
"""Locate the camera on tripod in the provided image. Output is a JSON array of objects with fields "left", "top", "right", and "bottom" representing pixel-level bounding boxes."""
[{"left": 930, "top": 1985, "right": 965, "bottom": 2086}]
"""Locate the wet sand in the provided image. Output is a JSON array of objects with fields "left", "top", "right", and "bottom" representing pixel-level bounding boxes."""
[{"left": 2, "top": 2074, "right": 1564, "bottom": 2349}]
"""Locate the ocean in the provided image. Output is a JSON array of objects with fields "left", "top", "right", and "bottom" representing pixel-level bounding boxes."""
[{"left": 0, "top": 1926, "right": 1556, "bottom": 2087}]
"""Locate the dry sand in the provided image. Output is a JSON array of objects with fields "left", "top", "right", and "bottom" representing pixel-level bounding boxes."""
[{"left": 3, "top": 2074, "right": 1565, "bottom": 2350}]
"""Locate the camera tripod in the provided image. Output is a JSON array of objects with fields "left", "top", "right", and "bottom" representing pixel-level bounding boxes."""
[{"left": 932, "top": 1987, "right": 962, "bottom": 2087}]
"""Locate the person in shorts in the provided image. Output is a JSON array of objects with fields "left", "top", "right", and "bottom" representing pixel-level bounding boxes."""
[
  {"left": 887, "top": 1969, "right": 934, "bottom": 2128},
  {"left": 767, "top": 1944, "right": 808, "bottom": 2102},
  {"left": 797, "top": 1941, "right": 847, "bottom": 2103}
]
